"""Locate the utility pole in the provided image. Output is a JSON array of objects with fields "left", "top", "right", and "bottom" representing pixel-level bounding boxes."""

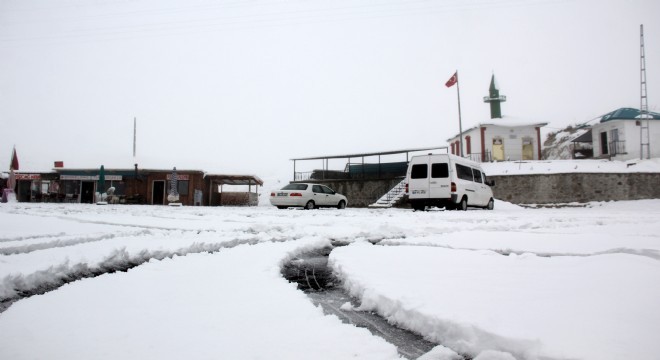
[{"left": 640, "top": 24, "right": 651, "bottom": 160}]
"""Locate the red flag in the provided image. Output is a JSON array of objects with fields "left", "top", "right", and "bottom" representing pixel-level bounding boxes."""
[
  {"left": 10, "top": 147, "right": 19, "bottom": 171},
  {"left": 445, "top": 72, "right": 458, "bottom": 88}
]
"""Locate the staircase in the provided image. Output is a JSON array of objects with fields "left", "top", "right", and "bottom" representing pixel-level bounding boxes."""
[{"left": 369, "top": 179, "right": 407, "bottom": 208}]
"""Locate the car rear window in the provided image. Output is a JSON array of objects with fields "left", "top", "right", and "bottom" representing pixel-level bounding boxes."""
[
  {"left": 282, "top": 184, "right": 308, "bottom": 190},
  {"left": 411, "top": 164, "right": 428, "bottom": 179},
  {"left": 431, "top": 163, "right": 449, "bottom": 178}
]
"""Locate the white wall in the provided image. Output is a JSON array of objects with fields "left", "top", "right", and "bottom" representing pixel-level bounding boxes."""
[
  {"left": 448, "top": 125, "right": 540, "bottom": 161},
  {"left": 592, "top": 120, "right": 660, "bottom": 160}
]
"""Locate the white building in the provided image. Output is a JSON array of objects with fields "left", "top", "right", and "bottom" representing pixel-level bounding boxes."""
[
  {"left": 447, "top": 75, "right": 547, "bottom": 162},
  {"left": 591, "top": 108, "right": 660, "bottom": 160},
  {"left": 448, "top": 118, "right": 547, "bottom": 162}
]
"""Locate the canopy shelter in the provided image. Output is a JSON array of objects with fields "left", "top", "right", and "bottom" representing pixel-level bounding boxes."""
[
  {"left": 290, "top": 146, "right": 448, "bottom": 181},
  {"left": 205, "top": 174, "right": 264, "bottom": 206},
  {"left": 571, "top": 129, "right": 594, "bottom": 159}
]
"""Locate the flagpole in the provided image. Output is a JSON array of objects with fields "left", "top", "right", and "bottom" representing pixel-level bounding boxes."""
[{"left": 456, "top": 71, "right": 464, "bottom": 157}]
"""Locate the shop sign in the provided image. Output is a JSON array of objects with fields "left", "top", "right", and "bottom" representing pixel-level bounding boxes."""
[
  {"left": 167, "top": 174, "right": 190, "bottom": 180},
  {"left": 15, "top": 174, "right": 41, "bottom": 180},
  {"left": 60, "top": 175, "right": 122, "bottom": 181}
]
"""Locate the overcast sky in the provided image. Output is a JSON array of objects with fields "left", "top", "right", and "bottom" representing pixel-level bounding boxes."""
[{"left": 1, "top": 0, "right": 659, "bottom": 181}]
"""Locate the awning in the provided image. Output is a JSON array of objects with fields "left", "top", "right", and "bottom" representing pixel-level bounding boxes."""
[{"left": 204, "top": 174, "right": 264, "bottom": 186}]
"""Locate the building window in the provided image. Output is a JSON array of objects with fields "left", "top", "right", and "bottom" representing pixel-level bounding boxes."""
[
  {"left": 492, "top": 137, "right": 505, "bottom": 161},
  {"left": 522, "top": 137, "right": 534, "bottom": 160},
  {"left": 167, "top": 180, "right": 189, "bottom": 195},
  {"left": 465, "top": 136, "right": 472, "bottom": 155}
]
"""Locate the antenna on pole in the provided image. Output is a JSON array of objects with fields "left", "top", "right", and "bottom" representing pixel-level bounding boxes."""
[{"left": 640, "top": 24, "right": 651, "bottom": 160}]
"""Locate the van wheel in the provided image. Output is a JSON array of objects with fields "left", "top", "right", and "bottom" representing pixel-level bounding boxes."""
[
  {"left": 412, "top": 204, "right": 425, "bottom": 211},
  {"left": 457, "top": 197, "right": 468, "bottom": 211},
  {"left": 337, "top": 200, "right": 346, "bottom": 209},
  {"left": 305, "top": 201, "right": 315, "bottom": 210},
  {"left": 487, "top": 198, "right": 494, "bottom": 210}
]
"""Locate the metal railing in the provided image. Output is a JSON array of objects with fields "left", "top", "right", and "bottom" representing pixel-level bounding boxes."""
[
  {"left": 609, "top": 141, "right": 626, "bottom": 156},
  {"left": 294, "top": 172, "right": 313, "bottom": 182},
  {"left": 466, "top": 151, "right": 491, "bottom": 163}
]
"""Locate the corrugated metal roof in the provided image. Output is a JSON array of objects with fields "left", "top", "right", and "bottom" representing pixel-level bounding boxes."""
[{"left": 291, "top": 146, "right": 448, "bottom": 161}]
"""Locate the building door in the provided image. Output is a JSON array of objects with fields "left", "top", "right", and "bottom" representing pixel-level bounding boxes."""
[
  {"left": 492, "top": 138, "right": 505, "bottom": 161},
  {"left": 600, "top": 132, "right": 609, "bottom": 155},
  {"left": 17, "top": 180, "right": 31, "bottom": 202},
  {"left": 80, "top": 181, "right": 95, "bottom": 203},
  {"left": 152, "top": 180, "right": 165, "bottom": 205},
  {"left": 522, "top": 138, "right": 534, "bottom": 160}
]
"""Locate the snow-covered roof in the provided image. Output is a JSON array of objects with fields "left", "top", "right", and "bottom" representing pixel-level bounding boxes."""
[
  {"left": 448, "top": 116, "right": 548, "bottom": 141},
  {"left": 599, "top": 108, "right": 660, "bottom": 123}
]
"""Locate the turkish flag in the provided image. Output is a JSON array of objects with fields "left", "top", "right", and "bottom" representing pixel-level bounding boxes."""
[
  {"left": 10, "top": 147, "right": 19, "bottom": 171},
  {"left": 445, "top": 72, "right": 458, "bottom": 87}
]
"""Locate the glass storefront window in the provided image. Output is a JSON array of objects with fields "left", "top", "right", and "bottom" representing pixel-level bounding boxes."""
[{"left": 167, "top": 180, "right": 189, "bottom": 196}]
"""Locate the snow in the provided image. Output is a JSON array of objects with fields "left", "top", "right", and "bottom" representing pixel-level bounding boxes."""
[
  {"left": 1, "top": 201, "right": 659, "bottom": 359},
  {"left": 482, "top": 158, "right": 660, "bottom": 175}
]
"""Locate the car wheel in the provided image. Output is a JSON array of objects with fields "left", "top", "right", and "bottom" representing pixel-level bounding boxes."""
[
  {"left": 487, "top": 198, "right": 494, "bottom": 210},
  {"left": 457, "top": 197, "right": 468, "bottom": 211},
  {"left": 304, "top": 200, "right": 315, "bottom": 210},
  {"left": 337, "top": 200, "right": 346, "bottom": 209}
]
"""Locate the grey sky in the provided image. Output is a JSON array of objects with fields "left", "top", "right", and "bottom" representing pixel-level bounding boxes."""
[{"left": 1, "top": 0, "right": 658, "bottom": 181}]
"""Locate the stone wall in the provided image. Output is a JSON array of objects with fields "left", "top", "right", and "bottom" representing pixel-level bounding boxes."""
[
  {"left": 294, "top": 178, "right": 403, "bottom": 207},
  {"left": 300, "top": 173, "right": 660, "bottom": 207},
  {"left": 489, "top": 173, "right": 660, "bottom": 204}
]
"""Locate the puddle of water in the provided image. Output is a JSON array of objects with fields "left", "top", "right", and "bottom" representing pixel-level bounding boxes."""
[{"left": 281, "top": 247, "right": 466, "bottom": 360}]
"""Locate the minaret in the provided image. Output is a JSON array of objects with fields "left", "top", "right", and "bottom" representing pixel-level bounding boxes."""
[{"left": 483, "top": 74, "right": 507, "bottom": 119}]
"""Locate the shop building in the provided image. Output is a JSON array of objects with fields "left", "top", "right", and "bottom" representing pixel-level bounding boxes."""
[{"left": 2, "top": 165, "right": 262, "bottom": 207}]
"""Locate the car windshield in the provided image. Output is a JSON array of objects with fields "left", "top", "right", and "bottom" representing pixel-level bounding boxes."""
[{"left": 281, "top": 184, "right": 308, "bottom": 190}]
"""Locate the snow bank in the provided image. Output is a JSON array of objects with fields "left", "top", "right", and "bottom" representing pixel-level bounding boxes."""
[
  {"left": 2, "top": 202, "right": 660, "bottom": 359},
  {"left": 330, "top": 243, "right": 660, "bottom": 360},
  {"left": 0, "top": 239, "right": 401, "bottom": 360},
  {"left": 482, "top": 158, "right": 660, "bottom": 176}
]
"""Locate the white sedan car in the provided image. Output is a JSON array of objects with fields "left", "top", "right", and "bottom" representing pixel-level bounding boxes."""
[{"left": 270, "top": 183, "right": 348, "bottom": 210}]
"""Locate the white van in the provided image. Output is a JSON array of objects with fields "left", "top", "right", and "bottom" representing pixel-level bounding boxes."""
[{"left": 406, "top": 154, "right": 495, "bottom": 211}]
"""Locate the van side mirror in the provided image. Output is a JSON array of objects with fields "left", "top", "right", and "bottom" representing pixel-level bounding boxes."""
[{"left": 486, "top": 180, "right": 495, "bottom": 187}]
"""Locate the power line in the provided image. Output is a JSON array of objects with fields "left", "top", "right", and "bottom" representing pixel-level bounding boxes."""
[{"left": 0, "top": 0, "right": 570, "bottom": 46}]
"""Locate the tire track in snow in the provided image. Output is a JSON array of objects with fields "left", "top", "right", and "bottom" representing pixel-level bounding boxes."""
[
  {"left": 0, "top": 229, "right": 153, "bottom": 255},
  {"left": 378, "top": 240, "right": 660, "bottom": 261},
  {"left": 0, "top": 237, "right": 292, "bottom": 313},
  {"left": 0, "top": 232, "right": 67, "bottom": 243}
]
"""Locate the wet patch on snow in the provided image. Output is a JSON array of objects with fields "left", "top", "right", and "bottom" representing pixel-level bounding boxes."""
[{"left": 281, "top": 246, "right": 470, "bottom": 360}]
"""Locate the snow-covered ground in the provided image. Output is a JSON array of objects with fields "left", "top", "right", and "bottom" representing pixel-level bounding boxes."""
[
  {"left": 1, "top": 201, "right": 659, "bottom": 360},
  {"left": 481, "top": 158, "right": 660, "bottom": 176}
]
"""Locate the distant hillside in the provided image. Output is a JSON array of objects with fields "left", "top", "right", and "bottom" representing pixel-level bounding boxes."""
[{"left": 542, "top": 124, "right": 591, "bottom": 160}]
